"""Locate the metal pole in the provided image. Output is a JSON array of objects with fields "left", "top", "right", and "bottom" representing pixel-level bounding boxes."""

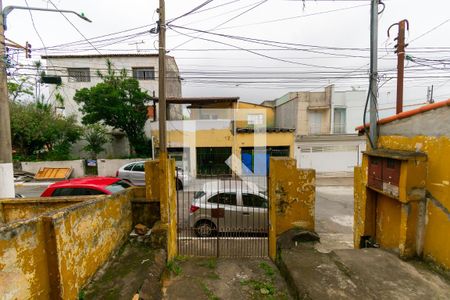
[
  {"left": 158, "top": 0, "right": 167, "bottom": 155},
  {"left": 369, "top": 0, "right": 379, "bottom": 148},
  {"left": 396, "top": 20, "right": 406, "bottom": 114},
  {"left": 0, "top": 0, "right": 15, "bottom": 198}
]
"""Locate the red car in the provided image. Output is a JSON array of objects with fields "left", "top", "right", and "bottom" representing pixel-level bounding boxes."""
[{"left": 41, "top": 177, "right": 132, "bottom": 197}]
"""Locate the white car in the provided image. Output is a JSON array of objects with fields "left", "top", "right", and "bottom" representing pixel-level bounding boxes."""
[
  {"left": 116, "top": 161, "right": 189, "bottom": 190},
  {"left": 189, "top": 180, "right": 268, "bottom": 237}
]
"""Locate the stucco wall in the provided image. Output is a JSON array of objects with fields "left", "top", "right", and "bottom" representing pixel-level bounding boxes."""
[
  {"left": 0, "top": 188, "right": 143, "bottom": 299},
  {"left": 21, "top": 160, "right": 85, "bottom": 178},
  {"left": 268, "top": 157, "right": 315, "bottom": 260},
  {"left": 51, "top": 192, "right": 132, "bottom": 299},
  {"left": 378, "top": 135, "right": 450, "bottom": 269},
  {"left": 0, "top": 218, "right": 51, "bottom": 299},
  {"left": 0, "top": 197, "right": 85, "bottom": 224}
]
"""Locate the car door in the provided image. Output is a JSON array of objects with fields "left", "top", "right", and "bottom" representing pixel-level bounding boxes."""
[
  {"left": 207, "top": 192, "right": 238, "bottom": 232},
  {"left": 130, "top": 162, "right": 145, "bottom": 186},
  {"left": 241, "top": 193, "right": 268, "bottom": 232},
  {"left": 120, "top": 163, "right": 135, "bottom": 182}
]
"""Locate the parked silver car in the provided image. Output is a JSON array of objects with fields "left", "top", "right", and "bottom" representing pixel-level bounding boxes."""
[
  {"left": 116, "top": 161, "right": 188, "bottom": 190},
  {"left": 189, "top": 181, "right": 268, "bottom": 237}
]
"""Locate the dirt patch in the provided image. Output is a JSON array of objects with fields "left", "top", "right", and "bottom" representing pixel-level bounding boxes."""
[
  {"left": 81, "top": 240, "right": 156, "bottom": 300},
  {"left": 163, "top": 257, "right": 292, "bottom": 300}
]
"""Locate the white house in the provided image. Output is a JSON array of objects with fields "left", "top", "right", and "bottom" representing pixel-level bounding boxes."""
[{"left": 42, "top": 53, "right": 182, "bottom": 158}]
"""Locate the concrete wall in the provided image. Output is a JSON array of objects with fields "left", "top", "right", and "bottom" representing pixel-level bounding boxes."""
[
  {"left": 268, "top": 157, "right": 315, "bottom": 260},
  {"left": 97, "top": 158, "right": 149, "bottom": 177},
  {"left": 0, "top": 187, "right": 154, "bottom": 299},
  {"left": 331, "top": 89, "right": 366, "bottom": 134},
  {"left": 0, "top": 197, "right": 85, "bottom": 224},
  {"left": 354, "top": 132, "right": 450, "bottom": 270},
  {"left": 21, "top": 160, "right": 85, "bottom": 178},
  {"left": 51, "top": 192, "right": 132, "bottom": 299},
  {"left": 0, "top": 218, "right": 51, "bottom": 299}
]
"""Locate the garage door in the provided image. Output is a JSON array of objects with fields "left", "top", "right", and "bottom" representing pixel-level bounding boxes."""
[{"left": 298, "top": 145, "right": 360, "bottom": 173}]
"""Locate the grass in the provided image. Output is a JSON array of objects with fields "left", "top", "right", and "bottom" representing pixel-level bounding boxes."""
[
  {"left": 240, "top": 279, "right": 276, "bottom": 295},
  {"left": 200, "top": 281, "right": 220, "bottom": 300},
  {"left": 259, "top": 262, "right": 275, "bottom": 278},
  {"left": 198, "top": 258, "right": 217, "bottom": 269},
  {"left": 166, "top": 260, "right": 182, "bottom": 276}
]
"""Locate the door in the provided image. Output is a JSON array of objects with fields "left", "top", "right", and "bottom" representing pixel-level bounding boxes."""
[{"left": 130, "top": 162, "right": 145, "bottom": 186}]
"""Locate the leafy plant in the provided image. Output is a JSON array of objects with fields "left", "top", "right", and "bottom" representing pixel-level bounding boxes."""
[
  {"left": 259, "top": 261, "right": 275, "bottom": 278},
  {"left": 166, "top": 260, "right": 182, "bottom": 276},
  {"left": 9, "top": 101, "right": 82, "bottom": 160},
  {"left": 82, "top": 123, "right": 110, "bottom": 158},
  {"left": 74, "top": 59, "right": 152, "bottom": 156}
]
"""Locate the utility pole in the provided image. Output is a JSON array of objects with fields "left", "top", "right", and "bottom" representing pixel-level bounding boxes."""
[
  {"left": 369, "top": 0, "right": 380, "bottom": 149},
  {"left": 389, "top": 19, "right": 409, "bottom": 114},
  {"left": 0, "top": 0, "right": 15, "bottom": 198},
  {"left": 158, "top": 0, "right": 167, "bottom": 156}
]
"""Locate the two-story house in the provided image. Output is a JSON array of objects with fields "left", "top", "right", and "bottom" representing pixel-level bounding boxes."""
[
  {"left": 42, "top": 54, "right": 182, "bottom": 157},
  {"left": 148, "top": 97, "right": 294, "bottom": 177},
  {"left": 266, "top": 85, "right": 367, "bottom": 174}
]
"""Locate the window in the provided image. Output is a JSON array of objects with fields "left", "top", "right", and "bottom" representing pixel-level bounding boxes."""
[
  {"left": 208, "top": 193, "right": 237, "bottom": 205},
  {"left": 132, "top": 67, "right": 155, "bottom": 80},
  {"left": 308, "top": 111, "right": 322, "bottom": 134},
  {"left": 67, "top": 68, "right": 90, "bottom": 82},
  {"left": 334, "top": 108, "right": 346, "bottom": 134},
  {"left": 105, "top": 180, "right": 131, "bottom": 193},
  {"left": 124, "top": 163, "right": 135, "bottom": 171},
  {"left": 247, "top": 114, "right": 263, "bottom": 125},
  {"left": 132, "top": 162, "right": 145, "bottom": 172},
  {"left": 52, "top": 188, "right": 105, "bottom": 196},
  {"left": 242, "top": 193, "right": 268, "bottom": 208}
]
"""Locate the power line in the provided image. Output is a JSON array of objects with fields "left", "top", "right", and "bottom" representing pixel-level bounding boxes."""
[
  {"left": 170, "top": 0, "right": 269, "bottom": 51},
  {"left": 47, "top": 0, "right": 102, "bottom": 55}
]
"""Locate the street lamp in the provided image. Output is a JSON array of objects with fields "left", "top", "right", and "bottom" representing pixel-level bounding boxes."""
[
  {"left": 3, "top": 5, "right": 92, "bottom": 30},
  {"left": 0, "top": 3, "right": 92, "bottom": 198}
]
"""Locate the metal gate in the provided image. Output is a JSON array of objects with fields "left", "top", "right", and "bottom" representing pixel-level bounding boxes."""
[{"left": 176, "top": 173, "right": 269, "bottom": 257}]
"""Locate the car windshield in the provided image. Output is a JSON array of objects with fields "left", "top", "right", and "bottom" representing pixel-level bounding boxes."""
[
  {"left": 194, "top": 191, "right": 206, "bottom": 199},
  {"left": 105, "top": 180, "right": 131, "bottom": 193}
]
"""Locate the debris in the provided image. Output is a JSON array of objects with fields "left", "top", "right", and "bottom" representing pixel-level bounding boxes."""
[
  {"left": 135, "top": 224, "right": 149, "bottom": 235},
  {"left": 260, "top": 288, "right": 270, "bottom": 295}
]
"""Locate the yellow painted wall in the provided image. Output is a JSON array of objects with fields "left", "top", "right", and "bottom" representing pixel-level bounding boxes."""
[
  {"left": 52, "top": 191, "right": 132, "bottom": 299},
  {"left": 268, "top": 157, "right": 315, "bottom": 260},
  {"left": 378, "top": 135, "right": 450, "bottom": 269},
  {"left": 236, "top": 102, "right": 275, "bottom": 128},
  {"left": 0, "top": 198, "right": 86, "bottom": 224},
  {"left": 0, "top": 218, "right": 51, "bottom": 299}
]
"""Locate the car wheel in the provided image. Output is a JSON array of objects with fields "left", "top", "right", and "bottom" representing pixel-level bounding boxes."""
[
  {"left": 176, "top": 179, "right": 183, "bottom": 191},
  {"left": 194, "top": 220, "right": 216, "bottom": 237}
]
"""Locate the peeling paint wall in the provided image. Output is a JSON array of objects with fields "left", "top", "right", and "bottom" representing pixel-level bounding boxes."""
[
  {"left": 355, "top": 134, "right": 450, "bottom": 270},
  {"left": 269, "top": 157, "right": 315, "bottom": 260},
  {"left": 379, "top": 135, "right": 450, "bottom": 269},
  {"left": 0, "top": 198, "right": 87, "bottom": 224},
  {"left": 0, "top": 218, "right": 51, "bottom": 299},
  {"left": 0, "top": 188, "right": 139, "bottom": 299},
  {"left": 52, "top": 191, "right": 132, "bottom": 299}
]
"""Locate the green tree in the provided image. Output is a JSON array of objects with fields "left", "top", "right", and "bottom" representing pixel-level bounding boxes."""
[
  {"left": 9, "top": 101, "right": 82, "bottom": 160},
  {"left": 7, "top": 76, "right": 33, "bottom": 102},
  {"left": 73, "top": 60, "right": 152, "bottom": 156},
  {"left": 82, "top": 123, "right": 110, "bottom": 158}
]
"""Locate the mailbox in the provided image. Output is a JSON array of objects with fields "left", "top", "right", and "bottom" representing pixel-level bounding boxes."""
[{"left": 365, "top": 149, "right": 427, "bottom": 201}]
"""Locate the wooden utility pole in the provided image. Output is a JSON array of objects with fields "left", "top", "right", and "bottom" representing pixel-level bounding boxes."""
[
  {"left": 158, "top": 0, "right": 167, "bottom": 155},
  {"left": 369, "top": 0, "right": 379, "bottom": 149},
  {"left": 389, "top": 19, "right": 409, "bottom": 114},
  {"left": 0, "top": 0, "right": 15, "bottom": 198}
]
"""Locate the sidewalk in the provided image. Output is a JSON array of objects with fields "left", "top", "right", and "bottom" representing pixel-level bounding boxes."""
[{"left": 278, "top": 244, "right": 450, "bottom": 299}]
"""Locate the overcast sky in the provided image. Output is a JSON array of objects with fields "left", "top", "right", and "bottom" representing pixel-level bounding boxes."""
[{"left": 5, "top": 0, "right": 450, "bottom": 115}]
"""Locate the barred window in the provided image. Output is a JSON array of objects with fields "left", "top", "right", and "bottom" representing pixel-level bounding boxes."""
[
  {"left": 132, "top": 67, "right": 155, "bottom": 80},
  {"left": 67, "top": 68, "right": 90, "bottom": 82}
]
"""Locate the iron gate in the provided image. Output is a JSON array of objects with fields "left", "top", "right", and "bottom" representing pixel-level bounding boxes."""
[{"left": 176, "top": 173, "right": 269, "bottom": 257}]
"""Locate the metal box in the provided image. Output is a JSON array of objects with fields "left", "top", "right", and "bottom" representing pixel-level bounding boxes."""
[{"left": 368, "top": 156, "right": 383, "bottom": 190}]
